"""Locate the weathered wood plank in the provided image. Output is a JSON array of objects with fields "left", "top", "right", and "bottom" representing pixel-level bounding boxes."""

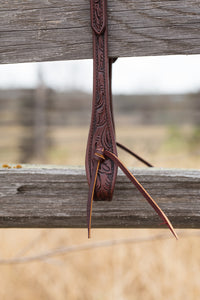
[
  {"left": 1, "top": 0, "right": 200, "bottom": 63},
  {"left": 0, "top": 166, "right": 199, "bottom": 228}
]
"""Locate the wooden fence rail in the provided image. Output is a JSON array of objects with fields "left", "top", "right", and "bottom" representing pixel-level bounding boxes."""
[
  {"left": 1, "top": 0, "right": 200, "bottom": 64},
  {"left": 0, "top": 166, "right": 199, "bottom": 228}
]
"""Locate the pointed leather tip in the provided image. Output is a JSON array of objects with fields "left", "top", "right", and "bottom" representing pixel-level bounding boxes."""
[
  {"left": 171, "top": 228, "right": 178, "bottom": 240},
  {"left": 166, "top": 221, "right": 178, "bottom": 240}
]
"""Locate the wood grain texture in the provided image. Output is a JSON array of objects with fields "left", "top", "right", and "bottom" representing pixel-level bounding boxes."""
[
  {"left": 1, "top": 0, "right": 200, "bottom": 63},
  {"left": 0, "top": 166, "right": 199, "bottom": 228}
]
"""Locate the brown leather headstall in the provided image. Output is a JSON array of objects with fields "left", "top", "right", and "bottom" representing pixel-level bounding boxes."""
[{"left": 86, "top": 0, "right": 178, "bottom": 239}]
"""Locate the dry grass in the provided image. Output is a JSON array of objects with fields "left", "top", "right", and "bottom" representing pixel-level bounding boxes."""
[
  {"left": 0, "top": 125, "right": 200, "bottom": 299},
  {"left": 0, "top": 229, "right": 200, "bottom": 300}
]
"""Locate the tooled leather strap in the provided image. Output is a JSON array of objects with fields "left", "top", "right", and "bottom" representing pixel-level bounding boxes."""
[
  {"left": 86, "top": 1, "right": 152, "bottom": 201},
  {"left": 86, "top": 0, "right": 117, "bottom": 201},
  {"left": 87, "top": 148, "right": 178, "bottom": 239},
  {"left": 86, "top": 0, "right": 177, "bottom": 239}
]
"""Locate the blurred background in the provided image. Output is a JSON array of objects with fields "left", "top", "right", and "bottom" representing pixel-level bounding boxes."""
[{"left": 0, "top": 55, "right": 200, "bottom": 299}]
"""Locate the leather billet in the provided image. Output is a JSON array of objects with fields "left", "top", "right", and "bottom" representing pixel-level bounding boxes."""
[
  {"left": 86, "top": 0, "right": 117, "bottom": 201},
  {"left": 86, "top": 0, "right": 178, "bottom": 239}
]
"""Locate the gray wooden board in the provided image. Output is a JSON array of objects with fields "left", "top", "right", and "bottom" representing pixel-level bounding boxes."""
[
  {"left": 1, "top": 0, "right": 200, "bottom": 63},
  {"left": 0, "top": 166, "right": 199, "bottom": 228}
]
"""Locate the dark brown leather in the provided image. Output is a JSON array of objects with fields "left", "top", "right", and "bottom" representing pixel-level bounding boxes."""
[
  {"left": 86, "top": 0, "right": 152, "bottom": 201},
  {"left": 116, "top": 142, "right": 153, "bottom": 167},
  {"left": 104, "top": 149, "right": 178, "bottom": 239},
  {"left": 87, "top": 148, "right": 105, "bottom": 238},
  {"left": 86, "top": 0, "right": 117, "bottom": 201},
  {"left": 87, "top": 148, "right": 178, "bottom": 239},
  {"left": 86, "top": 0, "right": 177, "bottom": 239}
]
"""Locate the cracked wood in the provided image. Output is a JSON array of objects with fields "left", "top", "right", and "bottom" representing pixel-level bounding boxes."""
[
  {"left": 1, "top": 0, "right": 200, "bottom": 63},
  {"left": 0, "top": 166, "right": 199, "bottom": 228}
]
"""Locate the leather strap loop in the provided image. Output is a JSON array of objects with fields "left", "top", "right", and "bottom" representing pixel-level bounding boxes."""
[
  {"left": 87, "top": 148, "right": 178, "bottom": 239},
  {"left": 87, "top": 0, "right": 177, "bottom": 240},
  {"left": 86, "top": 0, "right": 117, "bottom": 201}
]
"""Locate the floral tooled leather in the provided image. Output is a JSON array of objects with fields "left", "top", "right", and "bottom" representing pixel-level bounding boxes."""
[{"left": 86, "top": 0, "right": 117, "bottom": 201}]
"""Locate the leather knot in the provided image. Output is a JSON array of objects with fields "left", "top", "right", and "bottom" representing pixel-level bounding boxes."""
[{"left": 94, "top": 148, "right": 105, "bottom": 162}]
